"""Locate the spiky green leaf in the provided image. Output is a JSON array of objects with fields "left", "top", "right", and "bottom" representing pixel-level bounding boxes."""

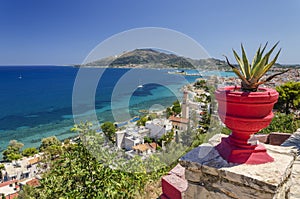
[
  {"left": 264, "top": 41, "right": 279, "bottom": 66},
  {"left": 251, "top": 42, "right": 268, "bottom": 71},
  {"left": 251, "top": 42, "right": 279, "bottom": 80},
  {"left": 251, "top": 44, "right": 261, "bottom": 70},
  {"left": 232, "top": 49, "right": 246, "bottom": 76},
  {"left": 255, "top": 49, "right": 281, "bottom": 81},
  {"left": 241, "top": 44, "right": 251, "bottom": 79}
]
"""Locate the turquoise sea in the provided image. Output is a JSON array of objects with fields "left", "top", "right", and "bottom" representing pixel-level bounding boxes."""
[{"left": 0, "top": 66, "right": 235, "bottom": 156}]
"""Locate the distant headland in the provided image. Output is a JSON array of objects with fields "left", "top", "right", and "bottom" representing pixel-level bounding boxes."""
[{"left": 74, "top": 48, "right": 299, "bottom": 70}]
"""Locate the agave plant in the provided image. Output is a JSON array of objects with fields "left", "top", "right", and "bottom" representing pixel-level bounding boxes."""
[{"left": 224, "top": 42, "right": 289, "bottom": 92}]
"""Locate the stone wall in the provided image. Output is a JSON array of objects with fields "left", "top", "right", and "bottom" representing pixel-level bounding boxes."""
[{"left": 161, "top": 130, "right": 300, "bottom": 199}]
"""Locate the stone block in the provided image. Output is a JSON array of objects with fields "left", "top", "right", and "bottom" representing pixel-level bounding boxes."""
[
  {"left": 185, "top": 182, "right": 231, "bottom": 199},
  {"left": 179, "top": 134, "right": 297, "bottom": 199},
  {"left": 184, "top": 169, "right": 202, "bottom": 183},
  {"left": 162, "top": 174, "right": 188, "bottom": 199},
  {"left": 281, "top": 130, "right": 300, "bottom": 154},
  {"left": 269, "top": 132, "right": 291, "bottom": 145},
  {"left": 170, "top": 164, "right": 185, "bottom": 179},
  {"left": 256, "top": 134, "right": 269, "bottom": 144}
]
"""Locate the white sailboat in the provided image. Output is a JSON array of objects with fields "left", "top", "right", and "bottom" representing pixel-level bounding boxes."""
[{"left": 137, "top": 78, "right": 143, "bottom": 88}]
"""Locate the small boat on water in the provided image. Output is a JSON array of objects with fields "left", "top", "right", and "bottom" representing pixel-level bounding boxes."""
[
  {"left": 168, "top": 70, "right": 202, "bottom": 76},
  {"left": 168, "top": 70, "right": 186, "bottom": 75},
  {"left": 137, "top": 78, "right": 143, "bottom": 88}
]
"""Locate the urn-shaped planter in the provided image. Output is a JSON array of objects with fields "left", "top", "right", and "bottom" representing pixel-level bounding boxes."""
[{"left": 215, "top": 86, "right": 279, "bottom": 164}]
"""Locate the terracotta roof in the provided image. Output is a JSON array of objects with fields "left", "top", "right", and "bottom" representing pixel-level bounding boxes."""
[
  {"left": 149, "top": 142, "right": 157, "bottom": 150},
  {"left": 132, "top": 143, "right": 158, "bottom": 152},
  {"left": 28, "top": 157, "right": 40, "bottom": 165},
  {"left": 168, "top": 116, "right": 189, "bottom": 124},
  {"left": 132, "top": 144, "right": 149, "bottom": 152},
  {"left": 0, "top": 180, "right": 17, "bottom": 188},
  {"left": 26, "top": 178, "right": 40, "bottom": 187}
]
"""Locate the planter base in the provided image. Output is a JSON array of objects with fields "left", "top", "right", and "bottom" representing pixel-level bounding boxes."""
[{"left": 216, "top": 137, "right": 274, "bottom": 164}]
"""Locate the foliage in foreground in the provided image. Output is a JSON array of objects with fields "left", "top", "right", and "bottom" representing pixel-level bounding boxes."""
[
  {"left": 21, "top": 142, "right": 169, "bottom": 199},
  {"left": 20, "top": 123, "right": 173, "bottom": 199}
]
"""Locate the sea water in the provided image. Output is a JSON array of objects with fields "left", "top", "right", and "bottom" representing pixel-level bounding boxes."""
[{"left": 0, "top": 66, "right": 234, "bottom": 155}]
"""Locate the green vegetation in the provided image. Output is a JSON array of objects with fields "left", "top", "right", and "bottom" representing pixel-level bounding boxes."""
[
  {"left": 101, "top": 121, "right": 116, "bottom": 143},
  {"left": 40, "top": 136, "right": 61, "bottom": 151},
  {"left": 108, "top": 49, "right": 194, "bottom": 68},
  {"left": 143, "top": 136, "right": 154, "bottom": 143},
  {"left": 165, "top": 100, "right": 181, "bottom": 118},
  {"left": 22, "top": 147, "right": 39, "bottom": 157},
  {"left": 1, "top": 136, "right": 62, "bottom": 162},
  {"left": 166, "top": 107, "right": 172, "bottom": 118},
  {"left": 158, "top": 130, "right": 174, "bottom": 146},
  {"left": 2, "top": 140, "right": 24, "bottom": 161},
  {"left": 0, "top": 163, "right": 5, "bottom": 181},
  {"left": 20, "top": 123, "right": 171, "bottom": 199},
  {"left": 137, "top": 116, "right": 149, "bottom": 126},
  {"left": 172, "top": 100, "right": 181, "bottom": 115},
  {"left": 275, "top": 81, "right": 300, "bottom": 114},
  {"left": 259, "top": 112, "right": 300, "bottom": 134},
  {"left": 224, "top": 42, "right": 288, "bottom": 91},
  {"left": 39, "top": 136, "right": 62, "bottom": 159},
  {"left": 194, "top": 79, "right": 207, "bottom": 89}
]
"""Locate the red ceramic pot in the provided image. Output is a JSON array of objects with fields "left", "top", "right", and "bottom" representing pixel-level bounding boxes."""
[{"left": 215, "top": 86, "right": 278, "bottom": 164}]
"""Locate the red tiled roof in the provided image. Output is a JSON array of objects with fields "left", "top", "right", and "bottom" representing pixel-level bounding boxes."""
[
  {"left": 168, "top": 116, "right": 189, "bottom": 124},
  {"left": 26, "top": 178, "right": 40, "bottom": 187},
  {"left": 0, "top": 180, "right": 17, "bottom": 188},
  {"left": 132, "top": 144, "right": 149, "bottom": 152},
  {"left": 149, "top": 142, "right": 157, "bottom": 150}
]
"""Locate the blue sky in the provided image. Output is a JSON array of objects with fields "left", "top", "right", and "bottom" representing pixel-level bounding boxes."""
[{"left": 0, "top": 0, "right": 299, "bottom": 65}]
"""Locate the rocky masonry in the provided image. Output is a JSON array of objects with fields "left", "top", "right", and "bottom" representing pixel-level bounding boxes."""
[
  {"left": 281, "top": 129, "right": 300, "bottom": 199},
  {"left": 160, "top": 129, "right": 300, "bottom": 199}
]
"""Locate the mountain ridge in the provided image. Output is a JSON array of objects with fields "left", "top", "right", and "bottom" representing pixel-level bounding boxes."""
[{"left": 78, "top": 48, "right": 290, "bottom": 70}]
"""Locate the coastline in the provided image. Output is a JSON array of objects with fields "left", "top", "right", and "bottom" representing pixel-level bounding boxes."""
[{"left": 0, "top": 66, "right": 237, "bottom": 160}]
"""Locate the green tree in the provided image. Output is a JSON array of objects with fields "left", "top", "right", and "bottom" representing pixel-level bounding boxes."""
[
  {"left": 101, "top": 121, "right": 116, "bottom": 143},
  {"left": 275, "top": 81, "right": 300, "bottom": 114},
  {"left": 194, "top": 79, "right": 207, "bottom": 89},
  {"left": 39, "top": 136, "right": 62, "bottom": 160},
  {"left": 172, "top": 100, "right": 181, "bottom": 115},
  {"left": 18, "top": 184, "right": 39, "bottom": 199},
  {"left": 22, "top": 147, "right": 39, "bottom": 157},
  {"left": 40, "top": 136, "right": 61, "bottom": 151},
  {"left": 144, "top": 136, "right": 153, "bottom": 143},
  {"left": 158, "top": 130, "right": 174, "bottom": 146},
  {"left": 0, "top": 163, "right": 5, "bottom": 181},
  {"left": 2, "top": 140, "right": 24, "bottom": 161},
  {"left": 137, "top": 116, "right": 149, "bottom": 126},
  {"left": 166, "top": 107, "right": 173, "bottom": 118}
]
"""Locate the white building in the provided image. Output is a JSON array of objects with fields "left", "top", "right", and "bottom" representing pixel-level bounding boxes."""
[
  {"left": 145, "top": 118, "right": 172, "bottom": 139},
  {"left": 115, "top": 125, "right": 150, "bottom": 150}
]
